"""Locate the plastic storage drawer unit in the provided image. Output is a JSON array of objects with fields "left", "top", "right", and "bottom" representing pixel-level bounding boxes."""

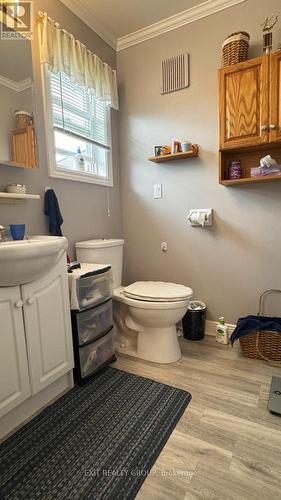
[
  {"left": 76, "top": 299, "right": 113, "bottom": 345},
  {"left": 76, "top": 268, "right": 113, "bottom": 310},
  {"left": 78, "top": 329, "right": 114, "bottom": 379}
]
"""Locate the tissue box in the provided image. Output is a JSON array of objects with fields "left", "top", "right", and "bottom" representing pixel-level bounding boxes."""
[{"left": 251, "top": 166, "right": 281, "bottom": 177}]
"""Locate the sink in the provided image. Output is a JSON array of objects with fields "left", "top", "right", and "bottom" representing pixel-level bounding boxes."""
[{"left": 0, "top": 235, "right": 68, "bottom": 286}]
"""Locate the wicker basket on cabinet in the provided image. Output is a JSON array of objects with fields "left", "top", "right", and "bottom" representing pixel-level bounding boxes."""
[{"left": 222, "top": 31, "right": 250, "bottom": 67}]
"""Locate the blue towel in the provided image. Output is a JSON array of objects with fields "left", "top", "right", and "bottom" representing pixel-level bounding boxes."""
[
  {"left": 44, "top": 189, "right": 63, "bottom": 236},
  {"left": 230, "top": 315, "right": 281, "bottom": 345}
]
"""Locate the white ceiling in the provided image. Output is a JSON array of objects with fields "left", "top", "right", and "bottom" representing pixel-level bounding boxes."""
[
  {"left": 76, "top": 0, "right": 203, "bottom": 39},
  {"left": 59, "top": 0, "right": 246, "bottom": 50}
]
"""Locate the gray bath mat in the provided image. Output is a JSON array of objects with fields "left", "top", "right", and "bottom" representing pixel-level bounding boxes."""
[{"left": 0, "top": 366, "right": 191, "bottom": 499}]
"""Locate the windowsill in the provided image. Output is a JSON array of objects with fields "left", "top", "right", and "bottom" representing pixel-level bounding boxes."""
[{"left": 49, "top": 167, "right": 113, "bottom": 186}]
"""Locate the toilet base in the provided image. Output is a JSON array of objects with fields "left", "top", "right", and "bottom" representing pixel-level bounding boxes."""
[
  {"left": 113, "top": 288, "right": 190, "bottom": 364},
  {"left": 115, "top": 323, "right": 182, "bottom": 364},
  {"left": 137, "top": 325, "right": 181, "bottom": 363}
]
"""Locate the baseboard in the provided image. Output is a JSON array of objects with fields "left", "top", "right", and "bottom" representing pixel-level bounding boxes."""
[
  {"left": 205, "top": 320, "right": 236, "bottom": 336},
  {"left": 177, "top": 319, "right": 236, "bottom": 337}
]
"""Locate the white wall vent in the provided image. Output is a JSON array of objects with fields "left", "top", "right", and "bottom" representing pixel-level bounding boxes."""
[{"left": 161, "top": 53, "right": 190, "bottom": 94}]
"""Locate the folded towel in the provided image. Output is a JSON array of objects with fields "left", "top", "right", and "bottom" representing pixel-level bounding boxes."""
[
  {"left": 230, "top": 315, "right": 281, "bottom": 345},
  {"left": 44, "top": 189, "right": 63, "bottom": 236}
]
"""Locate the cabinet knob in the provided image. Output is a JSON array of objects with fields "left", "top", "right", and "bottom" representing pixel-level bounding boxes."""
[
  {"left": 15, "top": 300, "right": 23, "bottom": 308},
  {"left": 270, "top": 124, "right": 277, "bottom": 129},
  {"left": 27, "top": 297, "right": 35, "bottom": 305},
  {"left": 261, "top": 125, "right": 269, "bottom": 131}
]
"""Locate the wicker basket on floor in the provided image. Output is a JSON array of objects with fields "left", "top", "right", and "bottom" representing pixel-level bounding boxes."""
[
  {"left": 240, "top": 331, "right": 281, "bottom": 361},
  {"left": 222, "top": 31, "right": 250, "bottom": 67},
  {"left": 239, "top": 290, "right": 281, "bottom": 361}
]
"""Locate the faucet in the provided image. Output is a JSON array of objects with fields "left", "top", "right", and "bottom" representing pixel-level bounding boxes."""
[{"left": 0, "top": 225, "right": 7, "bottom": 242}]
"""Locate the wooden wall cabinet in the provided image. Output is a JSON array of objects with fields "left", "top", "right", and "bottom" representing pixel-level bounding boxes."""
[
  {"left": 219, "top": 50, "right": 281, "bottom": 185},
  {"left": 219, "top": 56, "right": 269, "bottom": 149},
  {"left": 11, "top": 124, "right": 38, "bottom": 168},
  {"left": 270, "top": 50, "right": 281, "bottom": 143}
]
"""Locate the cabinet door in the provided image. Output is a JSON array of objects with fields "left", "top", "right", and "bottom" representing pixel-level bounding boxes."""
[
  {"left": 11, "top": 126, "right": 37, "bottom": 168},
  {"left": 269, "top": 50, "right": 281, "bottom": 143},
  {"left": 11, "top": 130, "right": 29, "bottom": 165},
  {"left": 219, "top": 56, "right": 269, "bottom": 148},
  {"left": 26, "top": 125, "right": 38, "bottom": 168},
  {"left": 22, "top": 257, "right": 74, "bottom": 395},
  {"left": 0, "top": 287, "right": 31, "bottom": 418}
]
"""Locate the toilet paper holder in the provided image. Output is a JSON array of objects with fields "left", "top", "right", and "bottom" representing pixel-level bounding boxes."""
[{"left": 187, "top": 209, "right": 213, "bottom": 227}]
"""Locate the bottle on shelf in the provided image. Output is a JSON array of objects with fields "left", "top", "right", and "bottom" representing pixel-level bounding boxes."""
[{"left": 75, "top": 147, "right": 85, "bottom": 171}]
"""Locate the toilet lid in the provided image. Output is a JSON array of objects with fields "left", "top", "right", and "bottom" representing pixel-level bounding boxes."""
[{"left": 123, "top": 281, "right": 193, "bottom": 302}]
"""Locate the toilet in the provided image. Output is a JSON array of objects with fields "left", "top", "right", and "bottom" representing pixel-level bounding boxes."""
[{"left": 75, "top": 239, "right": 193, "bottom": 364}]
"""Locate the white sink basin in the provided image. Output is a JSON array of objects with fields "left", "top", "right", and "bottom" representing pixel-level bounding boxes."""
[{"left": 0, "top": 235, "right": 68, "bottom": 286}]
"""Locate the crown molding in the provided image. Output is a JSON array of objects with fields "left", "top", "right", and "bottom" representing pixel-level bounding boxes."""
[
  {"left": 0, "top": 74, "right": 19, "bottom": 92},
  {"left": 17, "top": 78, "right": 33, "bottom": 92},
  {"left": 0, "top": 75, "right": 32, "bottom": 92},
  {"left": 117, "top": 0, "right": 246, "bottom": 51},
  {"left": 59, "top": 0, "right": 117, "bottom": 50},
  {"left": 57, "top": 0, "right": 246, "bottom": 52}
]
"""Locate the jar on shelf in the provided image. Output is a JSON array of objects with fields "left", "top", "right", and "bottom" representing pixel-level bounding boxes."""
[{"left": 228, "top": 160, "right": 242, "bottom": 179}]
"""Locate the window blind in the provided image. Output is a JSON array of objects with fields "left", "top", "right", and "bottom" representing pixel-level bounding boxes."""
[{"left": 50, "top": 71, "right": 110, "bottom": 149}]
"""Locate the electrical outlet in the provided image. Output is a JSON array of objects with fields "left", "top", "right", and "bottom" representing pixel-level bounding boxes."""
[{"left": 154, "top": 184, "right": 162, "bottom": 199}]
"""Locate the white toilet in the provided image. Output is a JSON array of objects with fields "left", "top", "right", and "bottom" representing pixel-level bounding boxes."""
[{"left": 76, "top": 239, "right": 193, "bottom": 364}]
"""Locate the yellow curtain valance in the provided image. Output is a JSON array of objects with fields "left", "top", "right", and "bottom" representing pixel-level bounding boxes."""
[{"left": 37, "top": 11, "right": 118, "bottom": 110}]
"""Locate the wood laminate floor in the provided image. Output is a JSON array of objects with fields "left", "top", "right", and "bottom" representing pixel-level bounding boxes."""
[{"left": 113, "top": 336, "right": 281, "bottom": 500}]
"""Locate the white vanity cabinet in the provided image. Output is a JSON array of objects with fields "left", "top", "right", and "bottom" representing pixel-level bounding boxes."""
[
  {"left": 0, "top": 287, "right": 31, "bottom": 418},
  {"left": 0, "top": 255, "right": 74, "bottom": 421},
  {"left": 22, "top": 257, "right": 74, "bottom": 395}
]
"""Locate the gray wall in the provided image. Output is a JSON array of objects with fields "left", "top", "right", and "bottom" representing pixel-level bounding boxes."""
[
  {"left": 0, "top": 0, "right": 122, "bottom": 259},
  {"left": 0, "top": 85, "right": 20, "bottom": 161},
  {"left": 118, "top": 0, "right": 281, "bottom": 323}
]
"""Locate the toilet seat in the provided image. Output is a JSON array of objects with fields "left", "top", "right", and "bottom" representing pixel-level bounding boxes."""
[{"left": 123, "top": 281, "right": 193, "bottom": 302}]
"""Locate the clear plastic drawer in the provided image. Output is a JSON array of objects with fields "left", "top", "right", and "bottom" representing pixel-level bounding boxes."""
[
  {"left": 78, "top": 330, "right": 114, "bottom": 378},
  {"left": 77, "top": 300, "right": 113, "bottom": 345},
  {"left": 77, "top": 268, "right": 113, "bottom": 310}
]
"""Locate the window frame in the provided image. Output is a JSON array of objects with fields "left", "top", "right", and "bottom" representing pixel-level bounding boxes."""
[{"left": 41, "top": 64, "right": 113, "bottom": 186}]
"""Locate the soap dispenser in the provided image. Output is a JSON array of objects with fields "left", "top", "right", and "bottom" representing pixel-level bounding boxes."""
[
  {"left": 216, "top": 317, "right": 229, "bottom": 345},
  {"left": 75, "top": 147, "right": 85, "bottom": 170}
]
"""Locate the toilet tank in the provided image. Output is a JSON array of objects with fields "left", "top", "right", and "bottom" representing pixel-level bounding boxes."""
[{"left": 75, "top": 239, "right": 124, "bottom": 289}]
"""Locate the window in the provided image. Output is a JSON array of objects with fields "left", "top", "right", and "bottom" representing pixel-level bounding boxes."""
[{"left": 43, "top": 68, "right": 113, "bottom": 185}]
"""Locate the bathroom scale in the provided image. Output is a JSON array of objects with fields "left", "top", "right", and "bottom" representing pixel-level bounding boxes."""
[{"left": 268, "top": 376, "right": 281, "bottom": 415}]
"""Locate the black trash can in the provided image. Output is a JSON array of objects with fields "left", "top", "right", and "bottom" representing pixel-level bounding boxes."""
[{"left": 182, "top": 301, "right": 206, "bottom": 341}]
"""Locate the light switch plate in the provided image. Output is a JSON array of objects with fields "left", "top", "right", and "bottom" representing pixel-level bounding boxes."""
[{"left": 154, "top": 184, "right": 162, "bottom": 199}]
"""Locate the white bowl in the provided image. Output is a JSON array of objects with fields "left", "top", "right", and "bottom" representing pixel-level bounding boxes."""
[{"left": 6, "top": 184, "right": 26, "bottom": 194}]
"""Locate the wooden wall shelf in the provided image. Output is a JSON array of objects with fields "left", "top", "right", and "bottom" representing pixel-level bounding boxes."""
[
  {"left": 149, "top": 145, "right": 199, "bottom": 163},
  {"left": 220, "top": 175, "right": 281, "bottom": 186},
  {"left": 0, "top": 192, "right": 40, "bottom": 204},
  {"left": 0, "top": 160, "right": 27, "bottom": 169},
  {"left": 219, "top": 142, "right": 281, "bottom": 186}
]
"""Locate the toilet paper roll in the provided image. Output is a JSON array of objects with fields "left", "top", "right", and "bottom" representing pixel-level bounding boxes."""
[
  {"left": 197, "top": 212, "right": 206, "bottom": 227},
  {"left": 189, "top": 211, "right": 206, "bottom": 227},
  {"left": 189, "top": 212, "right": 199, "bottom": 224}
]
